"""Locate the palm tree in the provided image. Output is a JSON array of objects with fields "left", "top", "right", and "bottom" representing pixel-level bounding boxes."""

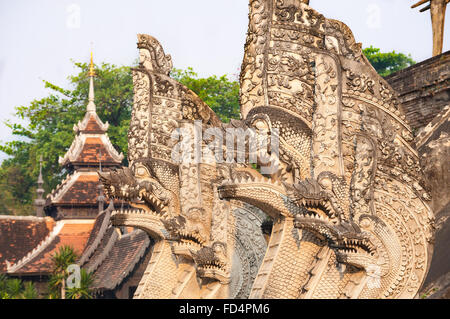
[
  {"left": 21, "top": 281, "right": 38, "bottom": 299},
  {"left": 66, "top": 269, "right": 94, "bottom": 299},
  {"left": 6, "top": 278, "right": 22, "bottom": 299},
  {"left": 49, "top": 245, "right": 78, "bottom": 299}
]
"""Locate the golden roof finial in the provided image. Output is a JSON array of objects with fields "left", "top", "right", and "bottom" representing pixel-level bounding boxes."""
[
  {"left": 89, "top": 50, "right": 96, "bottom": 77},
  {"left": 87, "top": 45, "right": 96, "bottom": 111}
]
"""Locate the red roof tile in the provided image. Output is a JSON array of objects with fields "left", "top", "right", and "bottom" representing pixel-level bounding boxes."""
[
  {"left": 83, "top": 115, "right": 105, "bottom": 133},
  {"left": 91, "top": 230, "right": 150, "bottom": 290},
  {"left": 8, "top": 220, "right": 95, "bottom": 275},
  {"left": 59, "top": 174, "right": 100, "bottom": 205},
  {"left": 74, "top": 138, "right": 118, "bottom": 165},
  {"left": 83, "top": 227, "right": 117, "bottom": 272},
  {"left": 0, "top": 216, "right": 55, "bottom": 272},
  {"left": 80, "top": 211, "right": 108, "bottom": 258}
]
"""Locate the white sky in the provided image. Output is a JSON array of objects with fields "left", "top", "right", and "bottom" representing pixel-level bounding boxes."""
[{"left": 0, "top": 0, "right": 449, "bottom": 162}]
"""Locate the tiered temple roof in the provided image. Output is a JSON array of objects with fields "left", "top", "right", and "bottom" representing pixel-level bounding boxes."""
[{"left": 45, "top": 54, "right": 124, "bottom": 219}]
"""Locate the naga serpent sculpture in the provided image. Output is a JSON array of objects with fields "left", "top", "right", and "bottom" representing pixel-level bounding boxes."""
[
  {"left": 99, "top": 34, "right": 268, "bottom": 299},
  {"left": 100, "top": 0, "right": 435, "bottom": 299}
]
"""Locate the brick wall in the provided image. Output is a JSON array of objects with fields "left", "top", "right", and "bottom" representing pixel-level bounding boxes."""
[{"left": 385, "top": 51, "right": 450, "bottom": 133}]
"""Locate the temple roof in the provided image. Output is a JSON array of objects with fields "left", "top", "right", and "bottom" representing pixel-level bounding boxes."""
[
  {"left": 59, "top": 124, "right": 123, "bottom": 168},
  {"left": 79, "top": 209, "right": 109, "bottom": 259},
  {"left": 6, "top": 219, "right": 95, "bottom": 275},
  {"left": 90, "top": 229, "right": 150, "bottom": 291},
  {"left": 47, "top": 172, "right": 104, "bottom": 207},
  {"left": 74, "top": 112, "right": 109, "bottom": 134},
  {"left": 0, "top": 216, "right": 55, "bottom": 272},
  {"left": 78, "top": 206, "right": 151, "bottom": 291},
  {"left": 46, "top": 54, "right": 124, "bottom": 218}
]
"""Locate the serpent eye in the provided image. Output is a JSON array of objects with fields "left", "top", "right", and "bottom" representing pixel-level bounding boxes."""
[
  {"left": 253, "top": 119, "right": 269, "bottom": 132},
  {"left": 135, "top": 165, "right": 149, "bottom": 178}
]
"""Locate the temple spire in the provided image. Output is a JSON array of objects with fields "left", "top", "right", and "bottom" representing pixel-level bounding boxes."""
[
  {"left": 35, "top": 156, "right": 45, "bottom": 217},
  {"left": 87, "top": 50, "right": 96, "bottom": 113},
  {"left": 58, "top": 46, "right": 123, "bottom": 168}
]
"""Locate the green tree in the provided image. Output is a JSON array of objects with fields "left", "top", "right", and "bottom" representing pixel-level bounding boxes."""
[
  {"left": 48, "top": 245, "right": 78, "bottom": 299},
  {"left": 172, "top": 67, "right": 240, "bottom": 123},
  {"left": 363, "top": 46, "right": 416, "bottom": 77}
]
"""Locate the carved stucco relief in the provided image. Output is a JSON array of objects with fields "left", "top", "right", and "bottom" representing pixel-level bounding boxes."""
[{"left": 100, "top": 0, "right": 434, "bottom": 299}]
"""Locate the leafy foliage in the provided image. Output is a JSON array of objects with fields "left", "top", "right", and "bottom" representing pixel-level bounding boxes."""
[
  {"left": 0, "top": 274, "right": 39, "bottom": 299},
  {"left": 363, "top": 46, "right": 416, "bottom": 77},
  {"left": 5, "top": 278, "right": 22, "bottom": 298},
  {"left": 21, "top": 281, "right": 39, "bottom": 299},
  {"left": 172, "top": 67, "right": 240, "bottom": 123},
  {"left": 51, "top": 245, "right": 78, "bottom": 273}
]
